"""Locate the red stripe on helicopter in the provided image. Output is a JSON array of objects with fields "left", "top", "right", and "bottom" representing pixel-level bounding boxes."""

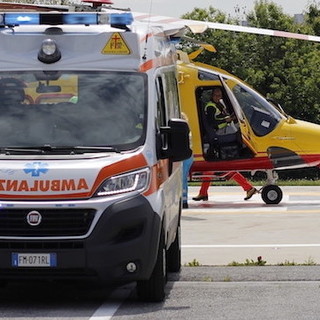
[
  {"left": 191, "top": 154, "right": 320, "bottom": 172},
  {"left": 274, "top": 30, "right": 309, "bottom": 41},
  {"left": 191, "top": 156, "right": 274, "bottom": 172}
]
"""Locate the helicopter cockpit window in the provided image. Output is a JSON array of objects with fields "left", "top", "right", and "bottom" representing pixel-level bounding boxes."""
[
  {"left": 198, "top": 70, "right": 220, "bottom": 81},
  {"left": 231, "top": 83, "right": 284, "bottom": 137}
]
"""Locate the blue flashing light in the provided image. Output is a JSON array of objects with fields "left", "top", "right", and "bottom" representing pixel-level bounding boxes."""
[
  {"left": 109, "top": 12, "right": 133, "bottom": 26},
  {"left": 0, "top": 12, "right": 133, "bottom": 27},
  {"left": 4, "top": 13, "right": 40, "bottom": 25},
  {"left": 63, "top": 13, "right": 98, "bottom": 25}
]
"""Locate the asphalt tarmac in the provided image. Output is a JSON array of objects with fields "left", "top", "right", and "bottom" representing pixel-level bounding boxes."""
[{"left": 182, "top": 186, "right": 320, "bottom": 266}]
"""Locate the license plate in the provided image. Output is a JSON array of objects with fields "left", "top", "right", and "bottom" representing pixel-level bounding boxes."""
[{"left": 12, "top": 253, "right": 57, "bottom": 267}]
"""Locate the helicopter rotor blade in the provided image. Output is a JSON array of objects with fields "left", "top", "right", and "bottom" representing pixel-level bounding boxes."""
[{"left": 131, "top": 12, "right": 320, "bottom": 43}]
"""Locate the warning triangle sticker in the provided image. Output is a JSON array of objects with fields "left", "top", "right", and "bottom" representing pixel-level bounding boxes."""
[{"left": 101, "top": 32, "right": 130, "bottom": 55}]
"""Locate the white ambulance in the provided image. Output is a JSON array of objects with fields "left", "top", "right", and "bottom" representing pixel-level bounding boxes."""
[{"left": 0, "top": 9, "right": 191, "bottom": 301}]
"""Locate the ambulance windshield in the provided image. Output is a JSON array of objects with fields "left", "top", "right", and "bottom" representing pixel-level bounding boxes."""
[{"left": 0, "top": 71, "right": 147, "bottom": 153}]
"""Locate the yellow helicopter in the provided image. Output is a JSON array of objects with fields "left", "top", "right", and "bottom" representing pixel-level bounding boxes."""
[
  {"left": 177, "top": 46, "right": 320, "bottom": 204},
  {"left": 1, "top": 0, "right": 320, "bottom": 205}
]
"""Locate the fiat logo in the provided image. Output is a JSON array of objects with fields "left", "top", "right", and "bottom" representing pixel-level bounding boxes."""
[{"left": 26, "top": 211, "right": 42, "bottom": 226}]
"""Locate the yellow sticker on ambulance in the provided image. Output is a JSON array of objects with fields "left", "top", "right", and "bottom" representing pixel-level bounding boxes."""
[{"left": 101, "top": 32, "right": 130, "bottom": 55}]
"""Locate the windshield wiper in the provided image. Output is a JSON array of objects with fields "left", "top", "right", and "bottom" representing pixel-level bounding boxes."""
[
  {"left": 2, "top": 147, "right": 44, "bottom": 154},
  {"left": 71, "top": 146, "right": 121, "bottom": 153},
  {"left": 1, "top": 145, "right": 121, "bottom": 155}
]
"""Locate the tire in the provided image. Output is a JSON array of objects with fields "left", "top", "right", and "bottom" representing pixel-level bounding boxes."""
[
  {"left": 136, "top": 229, "right": 166, "bottom": 302},
  {"left": 167, "top": 224, "right": 181, "bottom": 272},
  {"left": 261, "top": 185, "right": 283, "bottom": 204}
]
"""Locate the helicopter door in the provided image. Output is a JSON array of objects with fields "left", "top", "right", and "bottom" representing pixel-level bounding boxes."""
[{"left": 220, "top": 76, "right": 257, "bottom": 157}]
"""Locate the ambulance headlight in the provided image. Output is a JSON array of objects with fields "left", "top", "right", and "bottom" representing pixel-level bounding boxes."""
[
  {"left": 95, "top": 168, "right": 150, "bottom": 197},
  {"left": 38, "top": 39, "right": 61, "bottom": 64}
]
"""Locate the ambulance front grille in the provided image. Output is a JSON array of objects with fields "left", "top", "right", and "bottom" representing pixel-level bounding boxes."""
[{"left": 0, "top": 209, "right": 96, "bottom": 237}]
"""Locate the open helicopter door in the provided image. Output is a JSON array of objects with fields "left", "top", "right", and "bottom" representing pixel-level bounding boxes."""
[
  {"left": 194, "top": 71, "right": 257, "bottom": 162},
  {"left": 219, "top": 75, "right": 258, "bottom": 159}
]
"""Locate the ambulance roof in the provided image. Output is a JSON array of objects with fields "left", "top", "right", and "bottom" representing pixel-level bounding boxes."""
[{"left": 0, "top": 11, "right": 178, "bottom": 71}]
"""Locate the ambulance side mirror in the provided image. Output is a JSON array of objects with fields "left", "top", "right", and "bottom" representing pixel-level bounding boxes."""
[{"left": 158, "top": 119, "right": 192, "bottom": 161}]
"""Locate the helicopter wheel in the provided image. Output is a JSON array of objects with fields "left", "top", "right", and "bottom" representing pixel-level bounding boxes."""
[{"left": 261, "top": 185, "right": 283, "bottom": 204}]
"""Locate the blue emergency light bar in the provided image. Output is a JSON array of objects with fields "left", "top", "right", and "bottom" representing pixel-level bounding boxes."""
[{"left": 0, "top": 12, "right": 133, "bottom": 26}]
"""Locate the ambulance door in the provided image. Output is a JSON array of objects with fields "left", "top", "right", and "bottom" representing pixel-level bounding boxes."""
[{"left": 155, "top": 72, "right": 181, "bottom": 235}]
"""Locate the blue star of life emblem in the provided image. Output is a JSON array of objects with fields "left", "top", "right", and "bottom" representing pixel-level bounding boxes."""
[{"left": 24, "top": 162, "right": 49, "bottom": 177}]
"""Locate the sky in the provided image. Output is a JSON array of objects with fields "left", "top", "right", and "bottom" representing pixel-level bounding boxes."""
[{"left": 114, "top": 0, "right": 317, "bottom": 18}]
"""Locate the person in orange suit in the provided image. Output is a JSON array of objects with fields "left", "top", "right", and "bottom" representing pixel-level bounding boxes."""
[{"left": 192, "top": 171, "right": 258, "bottom": 201}]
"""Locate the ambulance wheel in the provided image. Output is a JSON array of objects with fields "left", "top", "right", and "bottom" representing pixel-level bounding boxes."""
[
  {"left": 136, "top": 229, "right": 166, "bottom": 302},
  {"left": 167, "top": 224, "right": 181, "bottom": 272},
  {"left": 261, "top": 185, "right": 283, "bottom": 204}
]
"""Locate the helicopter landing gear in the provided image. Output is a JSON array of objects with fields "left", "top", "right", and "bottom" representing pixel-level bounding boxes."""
[
  {"left": 261, "top": 184, "right": 283, "bottom": 204},
  {"left": 260, "top": 170, "right": 283, "bottom": 204}
]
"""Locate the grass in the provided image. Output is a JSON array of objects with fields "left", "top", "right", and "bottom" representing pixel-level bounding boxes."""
[
  {"left": 185, "top": 258, "right": 201, "bottom": 267},
  {"left": 228, "top": 256, "right": 267, "bottom": 266},
  {"left": 276, "top": 257, "right": 317, "bottom": 266},
  {"left": 185, "top": 256, "right": 318, "bottom": 267}
]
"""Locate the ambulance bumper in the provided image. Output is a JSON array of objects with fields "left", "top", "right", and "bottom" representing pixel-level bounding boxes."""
[{"left": 0, "top": 195, "right": 161, "bottom": 284}]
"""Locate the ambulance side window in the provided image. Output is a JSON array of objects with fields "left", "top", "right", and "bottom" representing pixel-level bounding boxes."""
[
  {"left": 156, "top": 77, "right": 167, "bottom": 127},
  {"left": 163, "top": 71, "right": 180, "bottom": 119},
  {"left": 156, "top": 76, "right": 168, "bottom": 151}
]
